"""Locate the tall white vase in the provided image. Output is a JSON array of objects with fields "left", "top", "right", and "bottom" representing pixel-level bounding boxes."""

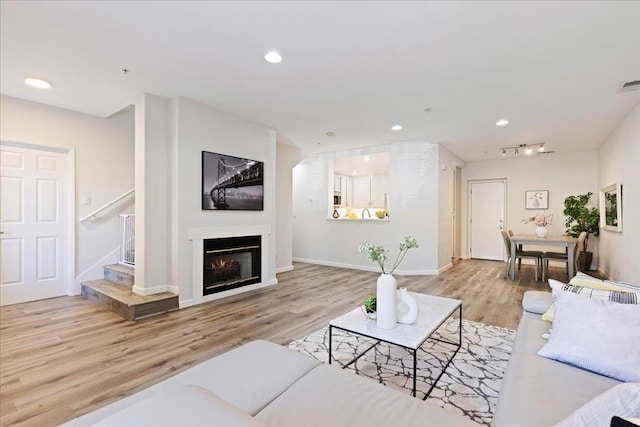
[
  {"left": 397, "top": 288, "right": 419, "bottom": 324},
  {"left": 376, "top": 274, "right": 397, "bottom": 329}
]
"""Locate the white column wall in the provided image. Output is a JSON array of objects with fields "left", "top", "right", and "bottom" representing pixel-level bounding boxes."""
[
  {"left": 133, "top": 94, "right": 171, "bottom": 295},
  {"left": 438, "top": 145, "right": 466, "bottom": 271},
  {"left": 275, "top": 141, "right": 303, "bottom": 273}
]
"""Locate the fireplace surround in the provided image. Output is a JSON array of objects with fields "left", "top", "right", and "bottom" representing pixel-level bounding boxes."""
[{"left": 188, "top": 225, "right": 274, "bottom": 307}]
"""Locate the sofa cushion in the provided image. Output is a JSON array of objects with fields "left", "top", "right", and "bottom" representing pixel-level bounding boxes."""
[
  {"left": 92, "top": 385, "right": 261, "bottom": 427},
  {"left": 537, "top": 292, "right": 640, "bottom": 382},
  {"left": 494, "top": 351, "right": 621, "bottom": 427},
  {"left": 551, "top": 382, "right": 640, "bottom": 427},
  {"left": 511, "top": 311, "right": 551, "bottom": 354},
  {"left": 522, "top": 291, "right": 552, "bottom": 315},
  {"left": 151, "top": 340, "right": 321, "bottom": 415},
  {"left": 255, "top": 364, "right": 479, "bottom": 427}
]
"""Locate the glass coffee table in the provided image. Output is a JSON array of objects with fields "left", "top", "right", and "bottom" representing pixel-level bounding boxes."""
[{"left": 328, "top": 292, "right": 462, "bottom": 399}]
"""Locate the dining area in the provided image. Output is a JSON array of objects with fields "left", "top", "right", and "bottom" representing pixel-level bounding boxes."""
[{"left": 501, "top": 230, "right": 586, "bottom": 282}]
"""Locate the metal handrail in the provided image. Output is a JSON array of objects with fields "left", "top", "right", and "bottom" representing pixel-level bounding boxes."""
[{"left": 80, "top": 188, "right": 135, "bottom": 222}]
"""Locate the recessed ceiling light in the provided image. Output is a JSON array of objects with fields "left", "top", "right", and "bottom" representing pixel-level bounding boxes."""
[
  {"left": 496, "top": 119, "right": 509, "bottom": 126},
  {"left": 352, "top": 170, "right": 357, "bottom": 176},
  {"left": 364, "top": 156, "right": 370, "bottom": 162},
  {"left": 326, "top": 131, "right": 335, "bottom": 137},
  {"left": 539, "top": 144, "right": 545, "bottom": 152},
  {"left": 391, "top": 125, "right": 403, "bottom": 131},
  {"left": 525, "top": 147, "right": 533, "bottom": 155},
  {"left": 264, "top": 51, "right": 283, "bottom": 64},
  {"left": 24, "top": 77, "right": 52, "bottom": 89}
]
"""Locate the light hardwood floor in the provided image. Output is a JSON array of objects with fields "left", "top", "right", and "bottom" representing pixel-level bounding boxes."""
[{"left": 0, "top": 259, "right": 553, "bottom": 426}]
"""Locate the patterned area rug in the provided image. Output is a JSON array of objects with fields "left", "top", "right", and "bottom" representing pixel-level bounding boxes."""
[{"left": 288, "top": 318, "right": 514, "bottom": 426}]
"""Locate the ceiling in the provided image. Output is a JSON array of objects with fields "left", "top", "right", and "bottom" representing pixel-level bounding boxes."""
[{"left": 1, "top": 1, "right": 638, "bottom": 161}]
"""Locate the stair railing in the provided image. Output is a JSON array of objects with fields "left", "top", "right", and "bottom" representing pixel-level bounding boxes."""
[
  {"left": 80, "top": 188, "right": 135, "bottom": 223},
  {"left": 119, "top": 214, "right": 135, "bottom": 266}
]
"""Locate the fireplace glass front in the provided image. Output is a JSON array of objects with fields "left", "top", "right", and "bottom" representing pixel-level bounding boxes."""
[{"left": 203, "top": 235, "right": 261, "bottom": 296}]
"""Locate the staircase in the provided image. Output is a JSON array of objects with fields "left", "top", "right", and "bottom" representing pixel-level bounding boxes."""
[{"left": 81, "top": 264, "right": 178, "bottom": 320}]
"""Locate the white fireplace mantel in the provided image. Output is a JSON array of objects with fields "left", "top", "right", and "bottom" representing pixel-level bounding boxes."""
[{"left": 188, "top": 225, "right": 275, "bottom": 306}]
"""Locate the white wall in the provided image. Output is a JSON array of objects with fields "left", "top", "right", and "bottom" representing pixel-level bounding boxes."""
[
  {"left": 134, "top": 94, "right": 171, "bottom": 295},
  {"left": 461, "top": 150, "right": 599, "bottom": 266},
  {"left": 597, "top": 103, "right": 640, "bottom": 283},
  {"left": 170, "top": 97, "right": 277, "bottom": 305},
  {"left": 292, "top": 142, "right": 441, "bottom": 274},
  {"left": 438, "top": 146, "right": 466, "bottom": 271},
  {"left": 275, "top": 141, "right": 303, "bottom": 273},
  {"left": 0, "top": 95, "right": 134, "bottom": 290}
]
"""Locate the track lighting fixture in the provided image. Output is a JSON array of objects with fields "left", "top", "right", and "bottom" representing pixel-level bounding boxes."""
[{"left": 500, "top": 142, "right": 547, "bottom": 157}]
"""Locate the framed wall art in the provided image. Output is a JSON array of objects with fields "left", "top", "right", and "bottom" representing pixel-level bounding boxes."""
[
  {"left": 202, "top": 151, "right": 264, "bottom": 211},
  {"left": 525, "top": 190, "right": 548, "bottom": 210},
  {"left": 600, "top": 183, "right": 622, "bottom": 232}
]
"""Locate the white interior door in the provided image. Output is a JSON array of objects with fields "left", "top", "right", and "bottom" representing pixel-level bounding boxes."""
[
  {"left": 469, "top": 180, "right": 505, "bottom": 260},
  {"left": 1, "top": 144, "right": 71, "bottom": 305}
]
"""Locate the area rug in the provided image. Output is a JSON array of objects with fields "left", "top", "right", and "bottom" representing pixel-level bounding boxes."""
[{"left": 288, "top": 318, "right": 514, "bottom": 426}]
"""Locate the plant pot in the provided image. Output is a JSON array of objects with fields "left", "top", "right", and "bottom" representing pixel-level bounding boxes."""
[{"left": 577, "top": 252, "right": 593, "bottom": 272}]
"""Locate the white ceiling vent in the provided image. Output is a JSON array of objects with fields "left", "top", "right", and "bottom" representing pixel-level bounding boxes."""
[{"left": 620, "top": 80, "right": 640, "bottom": 92}]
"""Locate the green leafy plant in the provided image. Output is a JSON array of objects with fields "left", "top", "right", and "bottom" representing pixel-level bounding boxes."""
[
  {"left": 362, "top": 295, "right": 377, "bottom": 313},
  {"left": 358, "top": 236, "right": 418, "bottom": 274},
  {"left": 563, "top": 192, "right": 599, "bottom": 251}
]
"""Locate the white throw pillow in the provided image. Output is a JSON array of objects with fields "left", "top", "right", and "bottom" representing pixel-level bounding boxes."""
[
  {"left": 537, "top": 291, "right": 640, "bottom": 382},
  {"left": 552, "top": 383, "right": 640, "bottom": 427},
  {"left": 542, "top": 279, "right": 640, "bottom": 322}
]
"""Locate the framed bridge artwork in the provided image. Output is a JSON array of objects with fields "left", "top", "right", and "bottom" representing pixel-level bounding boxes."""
[{"left": 202, "top": 151, "right": 264, "bottom": 211}]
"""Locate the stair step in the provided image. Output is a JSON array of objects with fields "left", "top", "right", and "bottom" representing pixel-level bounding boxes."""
[
  {"left": 104, "top": 264, "right": 135, "bottom": 286},
  {"left": 81, "top": 279, "right": 178, "bottom": 321}
]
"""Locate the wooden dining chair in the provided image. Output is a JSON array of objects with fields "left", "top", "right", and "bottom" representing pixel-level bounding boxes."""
[
  {"left": 541, "top": 231, "right": 587, "bottom": 281},
  {"left": 501, "top": 230, "right": 543, "bottom": 281}
]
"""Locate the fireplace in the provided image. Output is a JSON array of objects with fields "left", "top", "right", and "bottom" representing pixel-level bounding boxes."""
[{"left": 203, "top": 235, "right": 261, "bottom": 296}]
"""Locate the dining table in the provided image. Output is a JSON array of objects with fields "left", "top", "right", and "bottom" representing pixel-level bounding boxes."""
[{"left": 509, "top": 234, "right": 578, "bottom": 281}]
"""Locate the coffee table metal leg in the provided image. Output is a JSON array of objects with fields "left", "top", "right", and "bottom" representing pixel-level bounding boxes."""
[
  {"left": 328, "top": 325, "right": 333, "bottom": 365},
  {"left": 413, "top": 349, "right": 417, "bottom": 397}
]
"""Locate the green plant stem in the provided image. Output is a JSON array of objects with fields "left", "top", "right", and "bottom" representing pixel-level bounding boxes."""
[{"left": 390, "top": 249, "right": 408, "bottom": 274}]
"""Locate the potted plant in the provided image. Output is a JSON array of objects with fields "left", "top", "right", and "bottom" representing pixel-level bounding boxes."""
[
  {"left": 361, "top": 295, "right": 377, "bottom": 319},
  {"left": 563, "top": 192, "right": 600, "bottom": 271}
]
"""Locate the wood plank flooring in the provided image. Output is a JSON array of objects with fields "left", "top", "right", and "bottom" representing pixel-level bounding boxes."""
[{"left": 0, "top": 259, "right": 552, "bottom": 426}]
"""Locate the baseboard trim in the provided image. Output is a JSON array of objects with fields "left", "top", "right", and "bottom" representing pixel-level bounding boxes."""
[
  {"left": 276, "top": 265, "right": 294, "bottom": 274},
  {"left": 292, "top": 257, "right": 439, "bottom": 275},
  {"left": 438, "top": 263, "right": 453, "bottom": 274}
]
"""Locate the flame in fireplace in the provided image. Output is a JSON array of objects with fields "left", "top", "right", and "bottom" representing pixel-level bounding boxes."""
[{"left": 212, "top": 258, "right": 235, "bottom": 269}]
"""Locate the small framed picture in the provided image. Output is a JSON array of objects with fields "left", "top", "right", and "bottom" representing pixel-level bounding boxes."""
[{"left": 525, "top": 190, "right": 548, "bottom": 210}]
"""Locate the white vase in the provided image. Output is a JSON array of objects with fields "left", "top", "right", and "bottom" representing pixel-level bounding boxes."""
[
  {"left": 376, "top": 274, "right": 397, "bottom": 329},
  {"left": 535, "top": 226, "right": 548, "bottom": 238},
  {"left": 397, "top": 288, "right": 419, "bottom": 324}
]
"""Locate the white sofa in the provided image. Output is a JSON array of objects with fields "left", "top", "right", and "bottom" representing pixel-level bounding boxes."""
[{"left": 65, "top": 340, "right": 478, "bottom": 426}]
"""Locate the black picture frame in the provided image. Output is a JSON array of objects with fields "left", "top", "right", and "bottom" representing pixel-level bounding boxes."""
[{"left": 202, "top": 151, "right": 264, "bottom": 211}]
